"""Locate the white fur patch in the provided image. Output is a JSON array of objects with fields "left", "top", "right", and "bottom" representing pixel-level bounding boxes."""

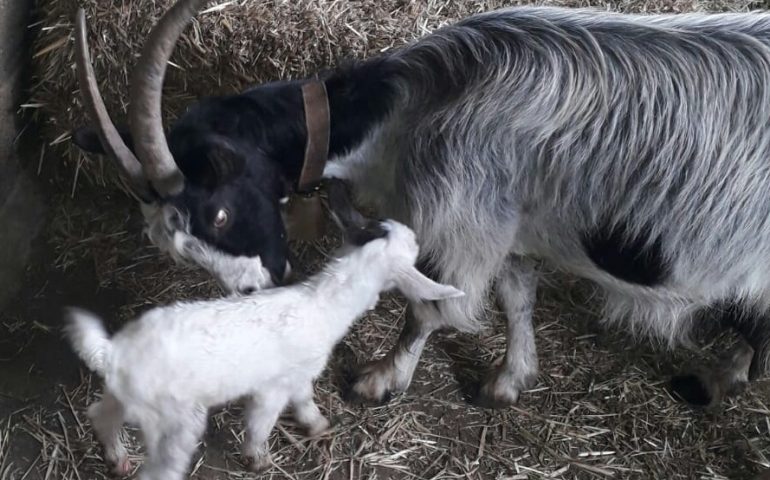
[{"left": 141, "top": 203, "right": 275, "bottom": 294}]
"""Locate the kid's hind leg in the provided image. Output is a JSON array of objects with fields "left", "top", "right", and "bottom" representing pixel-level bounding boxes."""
[
  {"left": 138, "top": 406, "right": 207, "bottom": 480},
  {"left": 290, "top": 381, "right": 330, "bottom": 437},
  {"left": 87, "top": 392, "right": 131, "bottom": 476},
  {"left": 241, "top": 391, "right": 290, "bottom": 473}
]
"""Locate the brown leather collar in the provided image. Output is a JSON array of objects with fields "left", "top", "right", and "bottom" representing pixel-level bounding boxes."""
[{"left": 297, "top": 80, "right": 330, "bottom": 193}]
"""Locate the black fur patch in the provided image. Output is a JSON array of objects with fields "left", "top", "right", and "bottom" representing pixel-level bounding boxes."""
[
  {"left": 324, "top": 57, "right": 399, "bottom": 158},
  {"left": 169, "top": 83, "right": 307, "bottom": 185},
  {"left": 583, "top": 223, "right": 668, "bottom": 286}
]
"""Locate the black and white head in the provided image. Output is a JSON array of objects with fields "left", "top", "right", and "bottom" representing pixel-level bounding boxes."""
[
  {"left": 326, "top": 179, "right": 464, "bottom": 302},
  {"left": 71, "top": 1, "right": 296, "bottom": 295}
]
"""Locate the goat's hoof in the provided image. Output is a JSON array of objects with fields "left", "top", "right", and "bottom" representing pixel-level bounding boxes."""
[
  {"left": 473, "top": 368, "right": 537, "bottom": 409},
  {"left": 242, "top": 453, "right": 271, "bottom": 474},
  {"left": 110, "top": 456, "right": 132, "bottom": 477},
  {"left": 348, "top": 365, "right": 402, "bottom": 405},
  {"left": 670, "top": 373, "right": 716, "bottom": 408},
  {"left": 346, "top": 385, "right": 394, "bottom": 406}
]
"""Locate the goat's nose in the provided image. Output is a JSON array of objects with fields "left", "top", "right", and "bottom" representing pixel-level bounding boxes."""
[{"left": 239, "top": 287, "right": 257, "bottom": 295}]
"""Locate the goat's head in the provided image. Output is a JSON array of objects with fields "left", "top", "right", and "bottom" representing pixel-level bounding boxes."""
[
  {"left": 71, "top": 1, "right": 299, "bottom": 294},
  {"left": 326, "top": 179, "right": 464, "bottom": 303}
]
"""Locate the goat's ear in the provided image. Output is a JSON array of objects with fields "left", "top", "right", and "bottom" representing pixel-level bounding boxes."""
[
  {"left": 397, "top": 266, "right": 465, "bottom": 302},
  {"left": 71, "top": 125, "right": 134, "bottom": 154}
]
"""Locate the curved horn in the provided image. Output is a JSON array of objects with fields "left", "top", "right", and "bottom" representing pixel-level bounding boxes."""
[
  {"left": 128, "top": 0, "right": 209, "bottom": 197},
  {"left": 74, "top": 8, "right": 154, "bottom": 203}
]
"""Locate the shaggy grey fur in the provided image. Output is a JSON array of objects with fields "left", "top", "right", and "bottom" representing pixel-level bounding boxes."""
[{"left": 327, "top": 7, "right": 770, "bottom": 405}]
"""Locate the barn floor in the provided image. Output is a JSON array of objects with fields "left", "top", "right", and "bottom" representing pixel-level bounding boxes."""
[
  {"left": 3, "top": 0, "right": 770, "bottom": 478},
  {"left": 2, "top": 180, "right": 770, "bottom": 480}
]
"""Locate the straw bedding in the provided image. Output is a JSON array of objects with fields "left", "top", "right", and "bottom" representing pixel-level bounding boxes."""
[{"left": 7, "top": 0, "right": 769, "bottom": 478}]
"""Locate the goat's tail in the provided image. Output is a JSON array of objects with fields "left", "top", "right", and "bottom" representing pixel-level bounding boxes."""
[{"left": 63, "top": 307, "right": 112, "bottom": 376}]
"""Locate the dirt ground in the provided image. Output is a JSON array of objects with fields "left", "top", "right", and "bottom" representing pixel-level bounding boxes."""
[{"left": 3, "top": 1, "right": 770, "bottom": 479}]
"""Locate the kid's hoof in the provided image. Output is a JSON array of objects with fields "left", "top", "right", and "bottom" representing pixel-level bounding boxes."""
[
  {"left": 110, "top": 456, "right": 133, "bottom": 477},
  {"left": 242, "top": 453, "right": 272, "bottom": 474}
]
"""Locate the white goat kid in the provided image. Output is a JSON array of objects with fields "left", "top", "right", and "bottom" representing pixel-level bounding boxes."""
[{"left": 64, "top": 218, "right": 462, "bottom": 480}]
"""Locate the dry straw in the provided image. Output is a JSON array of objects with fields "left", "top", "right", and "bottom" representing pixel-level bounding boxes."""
[{"left": 11, "top": 0, "right": 769, "bottom": 479}]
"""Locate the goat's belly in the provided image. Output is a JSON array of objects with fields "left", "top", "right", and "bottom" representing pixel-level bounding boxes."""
[
  {"left": 112, "top": 365, "right": 301, "bottom": 412},
  {"left": 516, "top": 217, "right": 763, "bottom": 312}
]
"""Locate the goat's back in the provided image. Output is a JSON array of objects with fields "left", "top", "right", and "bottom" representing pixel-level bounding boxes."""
[{"left": 348, "top": 7, "right": 770, "bottom": 340}]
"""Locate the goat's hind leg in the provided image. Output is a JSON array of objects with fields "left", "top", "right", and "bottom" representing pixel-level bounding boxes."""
[
  {"left": 670, "top": 339, "right": 754, "bottom": 408},
  {"left": 88, "top": 392, "right": 131, "bottom": 476},
  {"left": 729, "top": 308, "right": 770, "bottom": 382},
  {"left": 476, "top": 257, "right": 539, "bottom": 408},
  {"left": 671, "top": 303, "right": 763, "bottom": 408}
]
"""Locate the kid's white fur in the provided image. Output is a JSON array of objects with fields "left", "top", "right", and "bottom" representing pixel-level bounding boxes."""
[{"left": 65, "top": 220, "right": 462, "bottom": 480}]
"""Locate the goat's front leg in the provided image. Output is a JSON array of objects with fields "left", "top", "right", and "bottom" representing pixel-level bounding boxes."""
[
  {"left": 351, "top": 231, "right": 508, "bottom": 405},
  {"left": 87, "top": 392, "right": 132, "bottom": 476},
  {"left": 241, "top": 391, "right": 289, "bottom": 473},
  {"left": 290, "top": 382, "right": 330, "bottom": 437},
  {"left": 476, "top": 257, "right": 539, "bottom": 408},
  {"left": 350, "top": 301, "right": 437, "bottom": 403}
]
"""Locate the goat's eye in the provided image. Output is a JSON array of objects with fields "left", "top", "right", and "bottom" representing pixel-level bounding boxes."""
[{"left": 213, "top": 208, "right": 229, "bottom": 228}]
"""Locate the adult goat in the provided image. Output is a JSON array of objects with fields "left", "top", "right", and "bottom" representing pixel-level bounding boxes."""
[{"left": 73, "top": 1, "right": 770, "bottom": 408}]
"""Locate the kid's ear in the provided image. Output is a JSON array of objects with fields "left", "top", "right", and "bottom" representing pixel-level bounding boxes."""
[{"left": 397, "top": 266, "right": 465, "bottom": 302}]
